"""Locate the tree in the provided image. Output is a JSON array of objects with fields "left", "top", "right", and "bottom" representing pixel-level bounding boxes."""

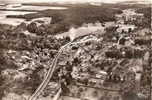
[{"left": 27, "top": 22, "right": 38, "bottom": 33}]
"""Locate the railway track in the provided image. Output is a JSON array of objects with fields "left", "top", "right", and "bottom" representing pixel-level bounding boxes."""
[
  {"left": 28, "top": 42, "right": 72, "bottom": 100},
  {"left": 28, "top": 36, "right": 97, "bottom": 100}
]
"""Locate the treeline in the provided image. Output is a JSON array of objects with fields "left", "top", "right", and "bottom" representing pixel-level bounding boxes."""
[{"left": 7, "top": 4, "right": 123, "bottom": 35}]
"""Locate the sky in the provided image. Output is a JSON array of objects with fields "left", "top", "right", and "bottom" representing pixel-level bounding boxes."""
[{"left": 0, "top": 0, "right": 151, "bottom": 3}]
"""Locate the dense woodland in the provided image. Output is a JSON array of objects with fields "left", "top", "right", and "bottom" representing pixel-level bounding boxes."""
[
  {"left": 7, "top": 4, "right": 151, "bottom": 35},
  {"left": 136, "top": 7, "right": 151, "bottom": 28},
  {"left": 7, "top": 4, "right": 123, "bottom": 34}
]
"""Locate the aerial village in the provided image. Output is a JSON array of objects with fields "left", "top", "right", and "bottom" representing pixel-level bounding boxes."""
[{"left": 0, "top": 2, "right": 151, "bottom": 100}]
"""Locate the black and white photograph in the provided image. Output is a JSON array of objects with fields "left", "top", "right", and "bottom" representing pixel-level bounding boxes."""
[{"left": 0, "top": 0, "right": 151, "bottom": 100}]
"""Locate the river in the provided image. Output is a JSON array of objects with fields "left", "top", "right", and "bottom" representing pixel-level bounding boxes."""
[
  {"left": 0, "top": 3, "right": 67, "bottom": 26},
  {"left": 0, "top": 10, "right": 36, "bottom": 26}
]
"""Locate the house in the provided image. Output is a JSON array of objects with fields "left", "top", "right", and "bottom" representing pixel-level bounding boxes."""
[
  {"left": 116, "top": 24, "right": 136, "bottom": 33},
  {"left": 95, "top": 70, "right": 107, "bottom": 79}
]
